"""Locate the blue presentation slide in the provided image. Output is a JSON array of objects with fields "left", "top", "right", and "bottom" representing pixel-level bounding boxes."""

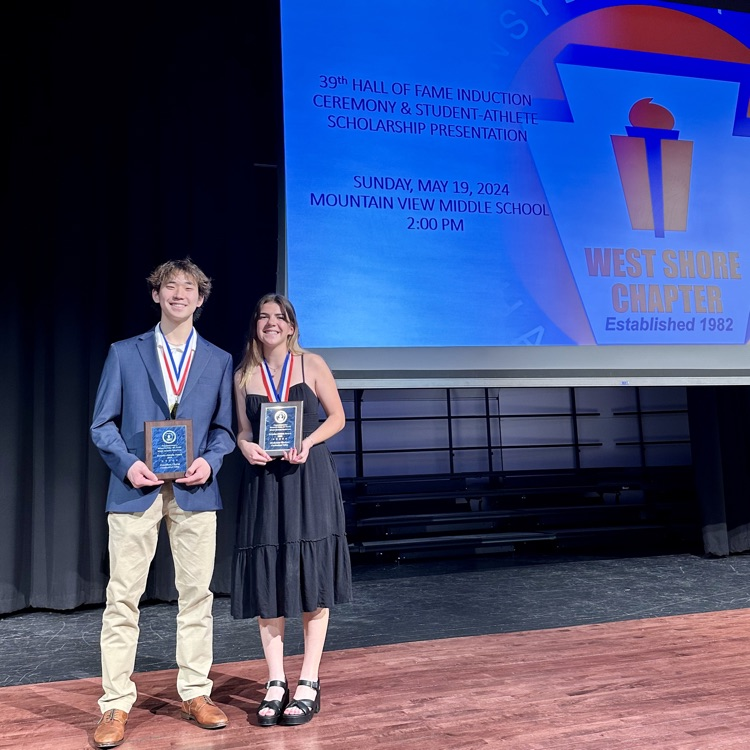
[{"left": 279, "top": 0, "right": 750, "bottom": 349}]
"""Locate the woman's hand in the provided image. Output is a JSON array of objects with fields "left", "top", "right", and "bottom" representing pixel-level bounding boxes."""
[
  {"left": 242, "top": 441, "right": 274, "bottom": 465},
  {"left": 283, "top": 436, "right": 313, "bottom": 464}
]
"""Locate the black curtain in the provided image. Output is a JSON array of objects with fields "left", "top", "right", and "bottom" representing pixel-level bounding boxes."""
[
  {"left": 1, "top": 1, "right": 279, "bottom": 613},
  {"left": 686, "top": 386, "right": 750, "bottom": 557}
]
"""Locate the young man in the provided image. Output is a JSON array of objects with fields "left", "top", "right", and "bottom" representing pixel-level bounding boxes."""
[{"left": 89, "top": 258, "right": 235, "bottom": 748}]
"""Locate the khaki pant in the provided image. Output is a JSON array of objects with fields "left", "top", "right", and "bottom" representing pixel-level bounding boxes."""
[{"left": 98, "top": 486, "right": 217, "bottom": 713}]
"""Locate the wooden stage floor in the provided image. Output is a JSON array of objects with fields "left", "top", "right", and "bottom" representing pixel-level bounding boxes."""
[{"left": 4, "top": 607, "right": 750, "bottom": 749}]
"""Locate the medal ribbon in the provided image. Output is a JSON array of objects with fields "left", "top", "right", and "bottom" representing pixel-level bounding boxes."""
[
  {"left": 260, "top": 352, "right": 293, "bottom": 402},
  {"left": 159, "top": 326, "right": 195, "bottom": 402}
]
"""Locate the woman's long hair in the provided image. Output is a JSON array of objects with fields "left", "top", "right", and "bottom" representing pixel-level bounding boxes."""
[{"left": 236, "top": 293, "right": 305, "bottom": 389}]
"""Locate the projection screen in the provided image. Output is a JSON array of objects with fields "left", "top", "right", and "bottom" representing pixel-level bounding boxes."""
[{"left": 276, "top": 0, "right": 750, "bottom": 387}]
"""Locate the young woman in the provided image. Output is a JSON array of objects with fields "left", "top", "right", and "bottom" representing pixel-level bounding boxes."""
[{"left": 231, "top": 293, "right": 353, "bottom": 726}]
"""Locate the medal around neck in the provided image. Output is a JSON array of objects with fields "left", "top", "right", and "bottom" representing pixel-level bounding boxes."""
[
  {"left": 258, "top": 353, "right": 302, "bottom": 455},
  {"left": 259, "top": 401, "right": 303, "bottom": 456},
  {"left": 145, "top": 419, "right": 194, "bottom": 479}
]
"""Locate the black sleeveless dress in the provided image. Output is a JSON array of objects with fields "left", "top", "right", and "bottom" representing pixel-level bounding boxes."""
[{"left": 231, "top": 377, "right": 353, "bottom": 619}]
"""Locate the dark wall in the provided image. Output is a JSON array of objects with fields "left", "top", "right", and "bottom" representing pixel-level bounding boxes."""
[
  {"left": 4, "top": 0, "right": 280, "bottom": 354},
  {"left": 1, "top": 1, "right": 283, "bottom": 612}
]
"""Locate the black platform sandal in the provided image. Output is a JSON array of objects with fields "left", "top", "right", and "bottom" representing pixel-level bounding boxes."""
[
  {"left": 279, "top": 679, "right": 321, "bottom": 726},
  {"left": 256, "top": 679, "right": 289, "bottom": 727}
]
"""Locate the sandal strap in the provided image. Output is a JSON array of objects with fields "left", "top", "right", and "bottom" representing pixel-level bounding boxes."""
[
  {"left": 297, "top": 679, "right": 320, "bottom": 691},
  {"left": 258, "top": 698, "right": 285, "bottom": 712},
  {"left": 265, "top": 679, "right": 288, "bottom": 689},
  {"left": 285, "top": 697, "right": 315, "bottom": 715}
]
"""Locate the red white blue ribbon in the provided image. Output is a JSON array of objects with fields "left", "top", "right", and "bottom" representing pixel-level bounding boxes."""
[
  {"left": 260, "top": 352, "right": 293, "bottom": 402},
  {"left": 158, "top": 326, "right": 195, "bottom": 400}
]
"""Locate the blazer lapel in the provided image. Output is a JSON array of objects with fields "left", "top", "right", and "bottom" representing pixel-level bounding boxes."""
[
  {"left": 136, "top": 330, "right": 171, "bottom": 416},
  {"left": 179, "top": 334, "right": 210, "bottom": 404}
]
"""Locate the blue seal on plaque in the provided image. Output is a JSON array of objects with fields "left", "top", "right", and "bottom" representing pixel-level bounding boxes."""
[{"left": 145, "top": 419, "right": 194, "bottom": 479}]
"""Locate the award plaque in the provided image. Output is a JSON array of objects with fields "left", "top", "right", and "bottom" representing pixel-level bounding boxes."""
[
  {"left": 259, "top": 401, "right": 303, "bottom": 456},
  {"left": 145, "top": 419, "right": 194, "bottom": 479}
]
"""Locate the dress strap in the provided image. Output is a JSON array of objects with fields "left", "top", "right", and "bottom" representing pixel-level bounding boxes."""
[{"left": 300, "top": 354, "right": 306, "bottom": 384}]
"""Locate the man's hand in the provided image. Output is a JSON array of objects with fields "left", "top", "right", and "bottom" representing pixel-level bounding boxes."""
[
  {"left": 126, "top": 460, "right": 163, "bottom": 488},
  {"left": 175, "top": 456, "right": 212, "bottom": 486}
]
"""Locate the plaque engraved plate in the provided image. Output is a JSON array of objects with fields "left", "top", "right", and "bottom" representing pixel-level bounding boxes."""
[{"left": 145, "top": 419, "right": 194, "bottom": 479}]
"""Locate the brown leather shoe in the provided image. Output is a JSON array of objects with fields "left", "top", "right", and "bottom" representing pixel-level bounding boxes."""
[
  {"left": 93, "top": 709, "right": 128, "bottom": 748},
  {"left": 180, "top": 695, "right": 228, "bottom": 729}
]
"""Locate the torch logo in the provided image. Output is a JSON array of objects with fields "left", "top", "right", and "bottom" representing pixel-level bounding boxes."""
[{"left": 611, "top": 98, "right": 693, "bottom": 238}]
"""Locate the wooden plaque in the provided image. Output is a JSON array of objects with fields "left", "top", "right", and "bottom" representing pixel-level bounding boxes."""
[{"left": 145, "top": 419, "right": 194, "bottom": 479}]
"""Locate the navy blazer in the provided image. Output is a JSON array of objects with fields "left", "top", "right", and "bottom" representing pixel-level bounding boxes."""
[{"left": 90, "top": 328, "right": 235, "bottom": 512}]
